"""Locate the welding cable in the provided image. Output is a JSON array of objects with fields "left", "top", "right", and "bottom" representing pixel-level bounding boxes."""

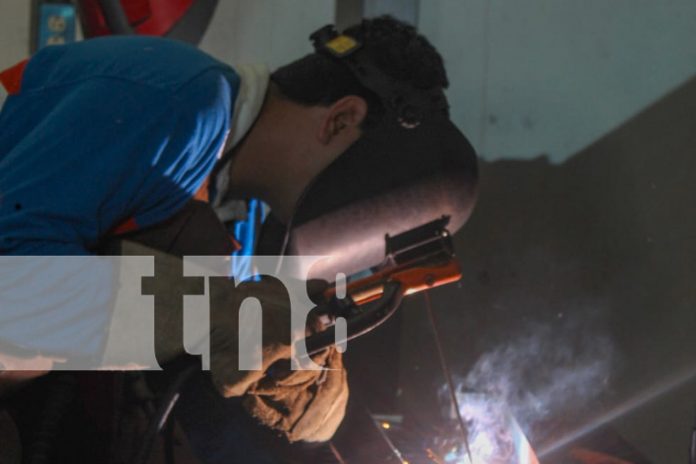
[
  {"left": 423, "top": 290, "right": 472, "bottom": 462},
  {"left": 133, "top": 363, "right": 199, "bottom": 464},
  {"left": 302, "top": 281, "right": 404, "bottom": 358}
]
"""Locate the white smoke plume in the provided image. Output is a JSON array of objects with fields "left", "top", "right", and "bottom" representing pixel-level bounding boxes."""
[{"left": 439, "top": 316, "right": 614, "bottom": 462}]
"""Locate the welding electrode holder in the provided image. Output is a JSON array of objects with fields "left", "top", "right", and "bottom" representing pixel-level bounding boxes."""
[
  {"left": 300, "top": 216, "right": 459, "bottom": 357},
  {"left": 302, "top": 281, "right": 404, "bottom": 357}
]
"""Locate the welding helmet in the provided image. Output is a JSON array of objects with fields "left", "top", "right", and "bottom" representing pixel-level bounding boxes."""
[{"left": 258, "top": 24, "right": 478, "bottom": 282}]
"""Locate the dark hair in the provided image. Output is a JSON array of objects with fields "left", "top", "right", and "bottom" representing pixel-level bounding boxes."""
[{"left": 270, "top": 16, "right": 449, "bottom": 129}]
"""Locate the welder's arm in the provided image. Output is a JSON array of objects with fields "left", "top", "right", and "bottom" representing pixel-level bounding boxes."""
[
  {"left": 107, "top": 238, "right": 350, "bottom": 443},
  {"left": 0, "top": 241, "right": 113, "bottom": 396}
]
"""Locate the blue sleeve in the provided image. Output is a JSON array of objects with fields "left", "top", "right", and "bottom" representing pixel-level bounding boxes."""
[
  {"left": 0, "top": 67, "right": 237, "bottom": 254},
  {"left": 121, "top": 69, "right": 236, "bottom": 230}
]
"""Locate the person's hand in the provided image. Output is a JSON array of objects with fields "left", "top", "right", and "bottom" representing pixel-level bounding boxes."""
[
  {"left": 208, "top": 278, "right": 349, "bottom": 442},
  {"left": 208, "top": 277, "right": 295, "bottom": 397},
  {"left": 243, "top": 345, "right": 348, "bottom": 443}
]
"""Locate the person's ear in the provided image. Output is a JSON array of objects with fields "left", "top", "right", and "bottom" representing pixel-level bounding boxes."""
[{"left": 317, "top": 96, "right": 368, "bottom": 145}]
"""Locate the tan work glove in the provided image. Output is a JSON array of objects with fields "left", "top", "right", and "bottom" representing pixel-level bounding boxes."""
[
  {"left": 208, "top": 277, "right": 349, "bottom": 442},
  {"left": 243, "top": 346, "right": 348, "bottom": 443}
]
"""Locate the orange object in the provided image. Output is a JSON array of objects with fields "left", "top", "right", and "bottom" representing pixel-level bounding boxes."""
[
  {"left": 0, "top": 59, "right": 29, "bottom": 95},
  {"left": 193, "top": 177, "right": 210, "bottom": 203},
  {"left": 326, "top": 259, "right": 462, "bottom": 305},
  {"left": 112, "top": 217, "right": 140, "bottom": 235}
]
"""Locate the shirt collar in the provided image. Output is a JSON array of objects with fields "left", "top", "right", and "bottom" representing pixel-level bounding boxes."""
[
  {"left": 225, "top": 63, "right": 270, "bottom": 150},
  {"left": 213, "top": 64, "right": 269, "bottom": 222}
]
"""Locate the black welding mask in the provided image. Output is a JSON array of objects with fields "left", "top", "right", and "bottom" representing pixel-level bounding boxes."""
[{"left": 258, "top": 24, "right": 479, "bottom": 282}]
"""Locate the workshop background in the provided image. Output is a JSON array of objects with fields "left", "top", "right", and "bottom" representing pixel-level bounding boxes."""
[{"left": 2, "top": 1, "right": 695, "bottom": 463}]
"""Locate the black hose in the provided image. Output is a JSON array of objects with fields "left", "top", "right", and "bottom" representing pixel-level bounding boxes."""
[
  {"left": 97, "top": 0, "right": 134, "bottom": 35},
  {"left": 133, "top": 363, "right": 198, "bottom": 464}
]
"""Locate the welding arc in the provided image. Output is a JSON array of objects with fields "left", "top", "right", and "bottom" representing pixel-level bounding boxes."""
[{"left": 423, "top": 290, "right": 473, "bottom": 462}]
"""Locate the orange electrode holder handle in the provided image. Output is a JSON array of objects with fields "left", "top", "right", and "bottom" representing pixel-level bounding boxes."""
[
  {"left": 327, "top": 258, "right": 462, "bottom": 306},
  {"left": 303, "top": 217, "right": 461, "bottom": 356},
  {"left": 323, "top": 216, "right": 462, "bottom": 306}
]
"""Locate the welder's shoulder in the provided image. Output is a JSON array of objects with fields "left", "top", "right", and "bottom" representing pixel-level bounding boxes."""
[{"left": 23, "top": 36, "right": 237, "bottom": 94}]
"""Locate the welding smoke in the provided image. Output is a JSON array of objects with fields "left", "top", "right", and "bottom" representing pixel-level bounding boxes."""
[{"left": 439, "top": 315, "right": 614, "bottom": 462}]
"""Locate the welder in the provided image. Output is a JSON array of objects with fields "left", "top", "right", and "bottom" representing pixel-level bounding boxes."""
[{"left": 0, "top": 15, "right": 478, "bottom": 460}]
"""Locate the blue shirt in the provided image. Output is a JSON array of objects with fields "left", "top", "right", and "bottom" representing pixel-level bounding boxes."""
[
  {"left": 0, "top": 36, "right": 240, "bottom": 357},
  {"left": 0, "top": 35, "right": 239, "bottom": 255}
]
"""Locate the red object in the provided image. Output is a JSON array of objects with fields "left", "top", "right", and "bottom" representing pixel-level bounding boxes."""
[
  {"left": 112, "top": 216, "right": 140, "bottom": 235},
  {"left": 79, "top": 0, "right": 195, "bottom": 38},
  {"left": 0, "top": 59, "right": 29, "bottom": 95}
]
